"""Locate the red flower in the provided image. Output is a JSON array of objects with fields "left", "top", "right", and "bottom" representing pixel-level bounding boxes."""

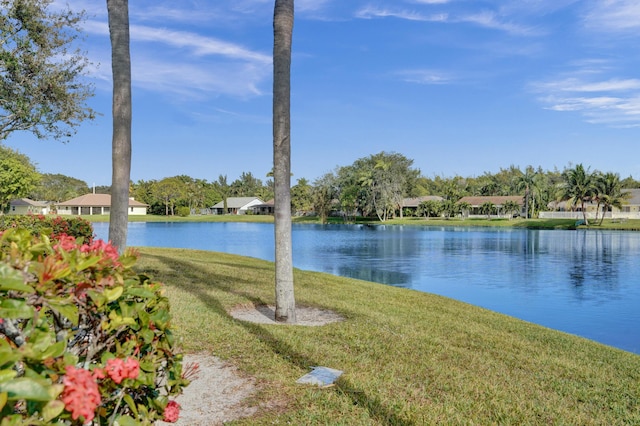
[
  {"left": 61, "top": 365, "right": 101, "bottom": 423},
  {"left": 163, "top": 400, "right": 181, "bottom": 423},
  {"left": 105, "top": 357, "right": 140, "bottom": 384}
]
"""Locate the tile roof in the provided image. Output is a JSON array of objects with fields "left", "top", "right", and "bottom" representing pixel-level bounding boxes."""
[
  {"left": 403, "top": 196, "right": 444, "bottom": 208},
  {"left": 57, "top": 194, "right": 148, "bottom": 207},
  {"left": 211, "top": 197, "right": 264, "bottom": 209},
  {"left": 458, "top": 195, "right": 524, "bottom": 206},
  {"left": 10, "top": 198, "right": 48, "bottom": 207}
]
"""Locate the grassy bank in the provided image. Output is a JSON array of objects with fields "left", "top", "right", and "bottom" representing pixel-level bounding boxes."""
[
  {"left": 83, "top": 214, "right": 640, "bottom": 230},
  {"left": 136, "top": 247, "right": 640, "bottom": 425}
]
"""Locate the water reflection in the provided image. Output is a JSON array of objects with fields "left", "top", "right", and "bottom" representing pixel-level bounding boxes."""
[{"left": 93, "top": 223, "right": 640, "bottom": 354}]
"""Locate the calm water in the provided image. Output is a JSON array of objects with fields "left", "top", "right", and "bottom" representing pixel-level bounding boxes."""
[{"left": 94, "top": 222, "right": 640, "bottom": 354}]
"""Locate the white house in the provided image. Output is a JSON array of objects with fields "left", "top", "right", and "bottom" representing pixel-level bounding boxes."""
[
  {"left": 8, "top": 198, "right": 50, "bottom": 215},
  {"left": 56, "top": 194, "right": 148, "bottom": 216},
  {"left": 211, "top": 197, "right": 264, "bottom": 215}
]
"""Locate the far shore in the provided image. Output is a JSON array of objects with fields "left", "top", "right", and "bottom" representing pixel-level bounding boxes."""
[{"left": 82, "top": 214, "right": 640, "bottom": 231}]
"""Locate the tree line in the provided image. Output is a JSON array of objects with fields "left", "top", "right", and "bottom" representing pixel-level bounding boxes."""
[{"left": 3, "top": 144, "right": 638, "bottom": 221}]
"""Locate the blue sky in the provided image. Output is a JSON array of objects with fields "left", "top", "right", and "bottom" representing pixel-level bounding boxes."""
[{"left": 6, "top": 0, "right": 640, "bottom": 186}]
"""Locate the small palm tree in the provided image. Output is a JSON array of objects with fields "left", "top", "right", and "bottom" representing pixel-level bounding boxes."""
[
  {"left": 595, "top": 172, "right": 630, "bottom": 225},
  {"left": 480, "top": 201, "right": 495, "bottom": 219},
  {"left": 562, "top": 164, "right": 596, "bottom": 226},
  {"left": 502, "top": 200, "right": 521, "bottom": 220}
]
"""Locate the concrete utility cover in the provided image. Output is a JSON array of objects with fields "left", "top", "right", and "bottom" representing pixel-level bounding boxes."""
[{"left": 296, "top": 366, "right": 343, "bottom": 387}]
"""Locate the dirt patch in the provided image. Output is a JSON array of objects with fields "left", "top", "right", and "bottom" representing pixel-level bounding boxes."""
[{"left": 157, "top": 306, "right": 343, "bottom": 425}]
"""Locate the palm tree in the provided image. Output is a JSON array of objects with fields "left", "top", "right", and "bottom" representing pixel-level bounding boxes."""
[
  {"left": 595, "top": 172, "right": 630, "bottom": 225},
  {"left": 480, "top": 201, "right": 495, "bottom": 219},
  {"left": 502, "top": 200, "right": 521, "bottom": 220},
  {"left": 514, "top": 166, "right": 538, "bottom": 219},
  {"left": 562, "top": 164, "right": 596, "bottom": 226},
  {"left": 273, "top": 0, "right": 296, "bottom": 323},
  {"left": 106, "top": 0, "right": 132, "bottom": 253}
]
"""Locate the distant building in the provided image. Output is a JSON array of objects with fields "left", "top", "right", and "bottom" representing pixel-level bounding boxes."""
[
  {"left": 56, "top": 194, "right": 148, "bottom": 215},
  {"left": 211, "top": 197, "right": 264, "bottom": 215},
  {"left": 252, "top": 199, "right": 275, "bottom": 215},
  {"left": 8, "top": 198, "right": 50, "bottom": 215},
  {"left": 457, "top": 195, "right": 525, "bottom": 218}
]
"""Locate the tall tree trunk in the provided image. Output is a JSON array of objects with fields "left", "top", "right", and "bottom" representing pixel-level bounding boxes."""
[
  {"left": 273, "top": 0, "right": 296, "bottom": 323},
  {"left": 106, "top": 0, "right": 132, "bottom": 253}
]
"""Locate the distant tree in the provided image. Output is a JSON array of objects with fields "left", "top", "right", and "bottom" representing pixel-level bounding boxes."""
[
  {"left": 30, "top": 173, "right": 89, "bottom": 202},
  {"left": 231, "top": 171, "right": 264, "bottom": 197},
  {"left": 0, "top": 0, "right": 95, "bottom": 141},
  {"left": 107, "top": 0, "right": 132, "bottom": 253},
  {"left": 456, "top": 201, "right": 471, "bottom": 218},
  {"left": 213, "top": 175, "right": 231, "bottom": 213},
  {"left": 562, "top": 164, "right": 596, "bottom": 226},
  {"left": 595, "top": 172, "right": 630, "bottom": 225},
  {"left": 0, "top": 145, "right": 40, "bottom": 212},
  {"left": 417, "top": 199, "right": 442, "bottom": 219},
  {"left": 514, "top": 166, "right": 539, "bottom": 219},
  {"left": 480, "top": 201, "right": 495, "bottom": 219},
  {"left": 312, "top": 172, "right": 337, "bottom": 224},
  {"left": 273, "top": 0, "right": 296, "bottom": 323},
  {"left": 291, "top": 177, "right": 313, "bottom": 215},
  {"left": 502, "top": 199, "right": 521, "bottom": 219},
  {"left": 154, "top": 177, "right": 183, "bottom": 216}
]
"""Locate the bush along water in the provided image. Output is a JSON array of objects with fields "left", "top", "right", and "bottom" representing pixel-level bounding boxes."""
[
  {"left": 0, "top": 228, "right": 192, "bottom": 425},
  {"left": 0, "top": 215, "right": 94, "bottom": 242}
]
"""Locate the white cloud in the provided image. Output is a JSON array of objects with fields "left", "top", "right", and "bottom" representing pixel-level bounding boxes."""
[
  {"left": 583, "top": 0, "right": 640, "bottom": 32},
  {"left": 397, "top": 69, "right": 454, "bottom": 85},
  {"left": 131, "top": 25, "right": 271, "bottom": 64},
  {"left": 356, "top": 6, "right": 447, "bottom": 22},
  {"left": 533, "top": 70, "right": 640, "bottom": 127}
]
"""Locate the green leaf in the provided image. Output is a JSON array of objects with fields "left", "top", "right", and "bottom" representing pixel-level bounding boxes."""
[
  {"left": 47, "top": 299, "right": 78, "bottom": 326},
  {"left": 103, "top": 286, "right": 124, "bottom": 302},
  {"left": 87, "top": 289, "right": 107, "bottom": 308},
  {"left": 0, "top": 299, "right": 34, "bottom": 319},
  {"left": 114, "top": 415, "right": 137, "bottom": 426},
  {"left": 36, "top": 341, "right": 66, "bottom": 360},
  {"left": 0, "top": 377, "right": 51, "bottom": 401},
  {"left": 125, "top": 287, "right": 156, "bottom": 299},
  {"left": 0, "top": 369, "right": 17, "bottom": 384},
  {"left": 123, "top": 393, "right": 138, "bottom": 417},
  {"left": 0, "top": 392, "right": 6, "bottom": 412},
  {"left": 42, "top": 399, "right": 65, "bottom": 421},
  {"left": 0, "top": 264, "right": 33, "bottom": 294},
  {"left": 75, "top": 256, "right": 101, "bottom": 271}
]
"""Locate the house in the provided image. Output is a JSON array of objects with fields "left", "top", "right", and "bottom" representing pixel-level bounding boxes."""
[
  {"left": 56, "top": 194, "right": 148, "bottom": 216},
  {"left": 540, "top": 189, "right": 640, "bottom": 220},
  {"left": 211, "top": 197, "right": 264, "bottom": 215},
  {"left": 251, "top": 199, "right": 275, "bottom": 215},
  {"left": 457, "top": 195, "right": 525, "bottom": 218},
  {"left": 402, "top": 196, "right": 444, "bottom": 215},
  {"left": 8, "top": 198, "right": 50, "bottom": 215}
]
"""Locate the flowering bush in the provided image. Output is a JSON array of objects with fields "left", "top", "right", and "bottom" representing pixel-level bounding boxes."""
[
  {"left": 0, "top": 214, "right": 94, "bottom": 242},
  {"left": 0, "top": 228, "right": 190, "bottom": 424}
]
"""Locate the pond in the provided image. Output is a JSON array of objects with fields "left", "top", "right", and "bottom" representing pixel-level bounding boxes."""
[{"left": 93, "top": 222, "right": 640, "bottom": 355}]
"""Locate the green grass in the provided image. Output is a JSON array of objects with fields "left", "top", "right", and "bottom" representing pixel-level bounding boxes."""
[
  {"left": 84, "top": 213, "right": 640, "bottom": 231},
  {"left": 135, "top": 247, "right": 640, "bottom": 425}
]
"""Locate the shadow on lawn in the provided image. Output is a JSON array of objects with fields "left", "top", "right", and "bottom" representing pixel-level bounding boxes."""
[{"left": 140, "top": 253, "right": 415, "bottom": 426}]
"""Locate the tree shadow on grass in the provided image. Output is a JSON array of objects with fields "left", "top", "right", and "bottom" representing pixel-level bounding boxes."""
[{"left": 138, "top": 252, "right": 414, "bottom": 425}]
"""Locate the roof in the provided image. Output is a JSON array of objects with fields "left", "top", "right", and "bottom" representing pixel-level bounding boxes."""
[
  {"left": 403, "top": 196, "right": 444, "bottom": 208},
  {"left": 212, "top": 197, "right": 264, "bottom": 209},
  {"left": 10, "top": 198, "right": 48, "bottom": 207},
  {"left": 57, "top": 194, "right": 148, "bottom": 207},
  {"left": 458, "top": 195, "right": 524, "bottom": 206},
  {"left": 622, "top": 189, "right": 640, "bottom": 205}
]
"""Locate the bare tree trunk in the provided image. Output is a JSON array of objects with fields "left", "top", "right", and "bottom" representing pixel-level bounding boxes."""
[
  {"left": 106, "top": 0, "right": 132, "bottom": 254},
  {"left": 273, "top": 0, "right": 296, "bottom": 323}
]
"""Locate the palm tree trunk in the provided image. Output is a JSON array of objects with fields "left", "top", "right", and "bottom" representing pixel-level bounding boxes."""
[
  {"left": 106, "top": 0, "right": 132, "bottom": 254},
  {"left": 273, "top": 0, "right": 296, "bottom": 323}
]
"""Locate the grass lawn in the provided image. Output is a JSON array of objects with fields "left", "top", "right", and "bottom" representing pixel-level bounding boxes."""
[
  {"left": 136, "top": 247, "right": 640, "bottom": 425},
  {"left": 83, "top": 213, "right": 640, "bottom": 231}
]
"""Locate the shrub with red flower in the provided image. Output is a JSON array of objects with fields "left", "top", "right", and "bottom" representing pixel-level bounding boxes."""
[
  {"left": 0, "top": 228, "right": 190, "bottom": 424},
  {"left": 163, "top": 400, "right": 181, "bottom": 423},
  {"left": 61, "top": 366, "right": 102, "bottom": 423}
]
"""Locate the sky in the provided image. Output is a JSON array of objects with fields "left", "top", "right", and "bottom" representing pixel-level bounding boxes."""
[{"left": 5, "top": 0, "right": 640, "bottom": 186}]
